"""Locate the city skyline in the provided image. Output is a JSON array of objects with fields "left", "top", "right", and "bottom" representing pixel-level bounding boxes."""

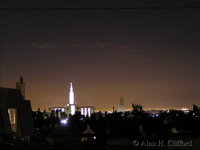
[{"left": 1, "top": 1, "right": 200, "bottom": 111}]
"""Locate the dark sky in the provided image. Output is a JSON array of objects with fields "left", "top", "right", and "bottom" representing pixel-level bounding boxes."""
[{"left": 1, "top": 0, "right": 200, "bottom": 111}]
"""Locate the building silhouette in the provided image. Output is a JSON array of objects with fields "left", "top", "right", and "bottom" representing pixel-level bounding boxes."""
[
  {"left": 0, "top": 77, "right": 35, "bottom": 136},
  {"left": 81, "top": 124, "right": 96, "bottom": 142}
]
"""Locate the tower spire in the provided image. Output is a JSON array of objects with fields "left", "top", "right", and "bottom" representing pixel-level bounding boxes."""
[{"left": 70, "top": 82, "right": 73, "bottom": 92}]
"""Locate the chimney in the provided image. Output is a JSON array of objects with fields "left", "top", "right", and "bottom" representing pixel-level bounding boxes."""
[{"left": 16, "top": 76, "right": 26, "bottom": 99}]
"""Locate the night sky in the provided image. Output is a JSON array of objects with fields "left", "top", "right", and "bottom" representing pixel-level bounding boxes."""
[{"left": 1, "top": 1, "right": 200, "bottom": 111}]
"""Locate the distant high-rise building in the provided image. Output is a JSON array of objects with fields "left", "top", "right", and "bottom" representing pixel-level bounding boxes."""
[{"left": 119, "top": 96, "right": 124, "bottom": 112}]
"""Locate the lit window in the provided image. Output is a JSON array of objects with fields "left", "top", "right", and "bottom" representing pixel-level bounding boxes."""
[
  {"left": 8, "top": 109, "right": 16, "bottom": 124},
  {"left": 84, "top": 108, "right": 87, "bottom": 117},
  {"left": 81, "top": 108, "right": 84, "bottom": 115},
  {"left": 88, "top": 108, "right": 91, "bottom": 118},
  {"left": 8, "top": 108, "right": 17, "bottom": 132},
  {"left": 71, "top": 105, "right": 75, "bottom": 115}
]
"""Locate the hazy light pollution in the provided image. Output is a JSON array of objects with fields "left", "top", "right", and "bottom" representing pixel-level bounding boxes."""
[{"left": 1, "top": 1, "right": 200, "bottom": 111}]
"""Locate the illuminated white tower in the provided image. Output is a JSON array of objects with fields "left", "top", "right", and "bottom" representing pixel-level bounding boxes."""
[
  {"left": 69, "top": 83, "right": 74, "bottom": 104},
  {"left": 69, "top": 83, "right": 75, "bottom": 115}
]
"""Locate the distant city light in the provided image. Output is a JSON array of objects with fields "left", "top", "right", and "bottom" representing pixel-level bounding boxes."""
[{"left": 60, "top": 119, "right": 68, "bottom": 124}]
